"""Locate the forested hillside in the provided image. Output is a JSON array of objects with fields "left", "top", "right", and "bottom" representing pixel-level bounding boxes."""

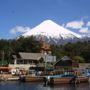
[{"left": 0, "top": 36, "right": 90, "bottom": 64}]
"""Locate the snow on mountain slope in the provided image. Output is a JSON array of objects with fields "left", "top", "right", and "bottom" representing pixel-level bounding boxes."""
[
  {"left": 22, "top": 20, "right": 82, "bottom": 44},
  {"left": 23, "top": 20, "right": 81, "bottom": 38}
]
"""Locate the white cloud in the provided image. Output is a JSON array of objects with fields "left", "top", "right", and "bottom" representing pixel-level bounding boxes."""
[
  {"left": 66, "top": 21, "right": 84, "bottom": 29},
  {"left": 10, "top": 26, "right": 31, "bottom": 34},
  {"left": 86, "top": 21, "right": 90, "bottom": 26},
  {"left": 79, "top": 27, "right": 90, "bottom": 33}
]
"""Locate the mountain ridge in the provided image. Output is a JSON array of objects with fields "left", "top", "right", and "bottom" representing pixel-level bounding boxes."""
[{"left": 22, "top": 20, "right": 82, "bottom": 45}]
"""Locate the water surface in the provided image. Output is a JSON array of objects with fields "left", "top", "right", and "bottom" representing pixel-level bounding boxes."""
[{"left": 0, "top": 81, "right": 90, "bottom": 90}]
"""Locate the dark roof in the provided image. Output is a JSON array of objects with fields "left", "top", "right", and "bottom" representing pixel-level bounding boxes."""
[
  {"left": 19, "top": 52, "right": 44, "bottom": 60},
  {"left": 54, "top": 56, "right": 79, "bottom": 67},
  {"left": 61, "top": 56, "right": 71, "bottom": 61}
]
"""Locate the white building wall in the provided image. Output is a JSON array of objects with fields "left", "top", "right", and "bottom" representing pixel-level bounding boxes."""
[{"left": 9, "top": 64, "right": 36, "bottom": 70}]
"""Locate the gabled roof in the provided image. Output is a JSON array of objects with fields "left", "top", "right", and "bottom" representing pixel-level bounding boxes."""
[
  {"left": 54, "top": 56, "right": 79, "bottom": 67},
  {"left": 19, "top": 52, "right": 44, "bottom": 60}
]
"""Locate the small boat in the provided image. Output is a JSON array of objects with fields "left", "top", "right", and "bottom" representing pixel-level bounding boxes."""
[
  {"left": 45, "top": 74, "right": 89, "bottom": 86},
  {"left": 77, "top": 76, "right": 89, "bottom": 83},
  {"left": 0, "top": 75, "right": 19, "bottom": 81},
  {"left": 7, "top": 77, "right": 19, "bottom": 81}
]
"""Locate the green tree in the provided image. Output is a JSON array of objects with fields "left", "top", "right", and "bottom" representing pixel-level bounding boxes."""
[{"left": 73, "top": 56, "right": 85, "bottom": 63}]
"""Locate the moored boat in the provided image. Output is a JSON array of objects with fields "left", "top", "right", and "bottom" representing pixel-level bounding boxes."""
[
  {"left": 76, "top": 76, "right": 89, "bottom": 83},
  {"left": 45, "top": 74, "right": 89, "bottom": 86}
]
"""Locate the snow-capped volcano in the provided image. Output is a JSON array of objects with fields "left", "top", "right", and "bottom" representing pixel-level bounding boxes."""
[{"left": 22, "top": 20, "right": 82, "bottom": 44}]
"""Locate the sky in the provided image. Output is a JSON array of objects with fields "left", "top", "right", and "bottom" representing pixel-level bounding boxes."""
[{"left": 0, "top": 0, "right": 90, "bottom": 39}]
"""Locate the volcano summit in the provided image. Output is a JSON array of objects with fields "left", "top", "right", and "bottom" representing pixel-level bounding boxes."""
[{"left": 22, "top": 20, "right": 82, "bottom": 44}]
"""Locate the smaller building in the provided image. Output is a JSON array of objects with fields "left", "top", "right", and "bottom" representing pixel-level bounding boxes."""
[{"left": 54, "top": 56, "right": 79, "bottom": 73}]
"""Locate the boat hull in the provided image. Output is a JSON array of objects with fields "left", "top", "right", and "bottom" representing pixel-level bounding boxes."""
[
  {"left": 25, "top": 75, "right": 44, "bottom": 82},
  {"left": 49, "top": 76, "right": 89, "bottom": 85}
]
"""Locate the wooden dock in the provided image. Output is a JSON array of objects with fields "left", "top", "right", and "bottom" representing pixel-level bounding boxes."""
[{"left": 25, "top": 75, "right": 44, "bottom": 82}]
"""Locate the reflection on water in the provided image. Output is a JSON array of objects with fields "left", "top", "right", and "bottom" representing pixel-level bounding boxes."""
[{"left": 0, "top": 81, "right": 90, "bottom": 90}]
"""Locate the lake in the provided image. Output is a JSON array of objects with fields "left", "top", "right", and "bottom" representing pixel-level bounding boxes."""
[{"left": 0, "top": 81, "right": 90, "bottom": 90}]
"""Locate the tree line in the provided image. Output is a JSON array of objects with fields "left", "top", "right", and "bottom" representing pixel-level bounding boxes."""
[{"left": 0, "top": 36, "right": 90, "bottom": 64}]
